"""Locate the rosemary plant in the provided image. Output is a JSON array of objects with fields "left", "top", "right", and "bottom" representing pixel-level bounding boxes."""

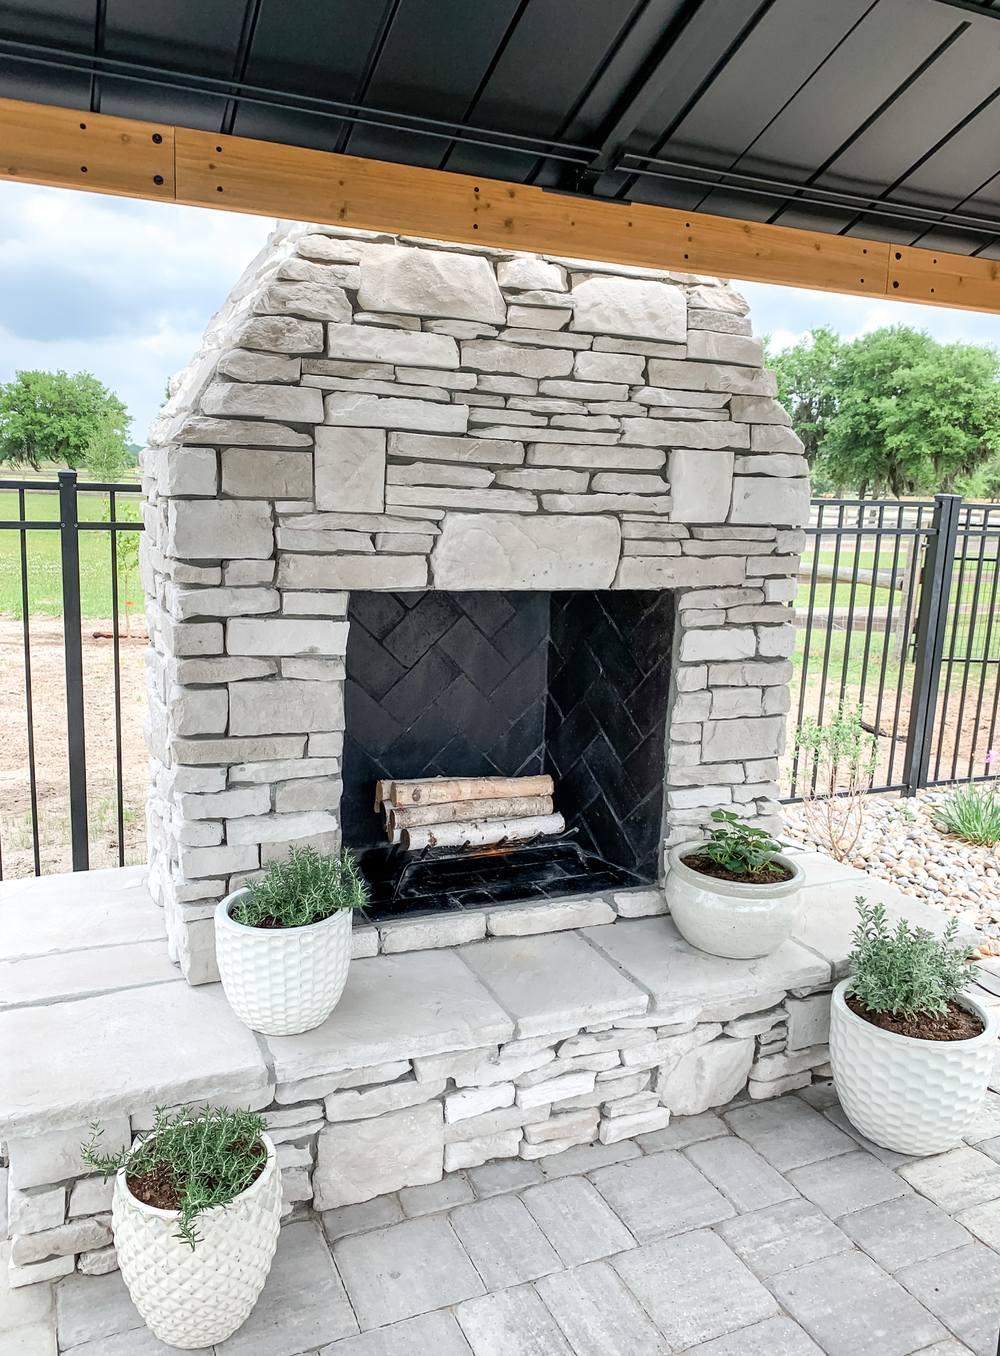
[
  {"left": 700, "top": 809, "right": 782, "bottom": 877},
  {"left": 846, "top": 896, "right": 977, "bottom": 1021},
  {"left": 82, "top": 1105, "right": 268, "bottom": 1248},
  {"left": 231, "top": 845, "right": 369, "bottom": 928}
]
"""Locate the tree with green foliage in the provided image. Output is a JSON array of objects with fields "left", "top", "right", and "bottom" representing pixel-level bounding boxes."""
[
  {"left": 0, "top": 370, "right": 129, "bottom": 471},
  {"left": 766, "top": 325, "right": 841, "bottom": 467},
  {"left": 84, "top": 411, "right": 134, "bottom": 482},
  {"left": 768, "top": 324, "right": 1000, "bottom": 498}
]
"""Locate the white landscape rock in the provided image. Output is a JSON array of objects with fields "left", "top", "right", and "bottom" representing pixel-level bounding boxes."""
[
  {"left": 431, "top": 513, "right": 620, "bottom": 590},
  {"left": 571, "top": 276, "right": 686, "bottom": 342},
  {"left": 313, "top": 1102, "right": 444, "bottom": 1208},
  {"left": 657, "top": 1036, "right": 755, "bottom": 1115}
]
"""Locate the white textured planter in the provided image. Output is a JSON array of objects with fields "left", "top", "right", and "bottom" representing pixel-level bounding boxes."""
[
  {"left": 665, "top": 842, "right": 804, "bottom": 959},
  {"left": 215, "top": 890, "right": 353, "bottom": 1036},
  {"left": 112, "top": 1132, "right": 281, "bottom": 1350},
  {"left": 829, "top": 978, "right": 997, "bottom": 1156}
]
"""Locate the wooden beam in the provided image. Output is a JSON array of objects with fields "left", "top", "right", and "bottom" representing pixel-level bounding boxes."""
[{"left": 2, "top": 96, "right": 1000, "bottom": 313}]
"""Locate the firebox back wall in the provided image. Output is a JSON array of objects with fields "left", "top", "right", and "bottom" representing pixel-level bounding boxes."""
[{"left": 342, "top": 589, "right": 672, "bottom": 881}]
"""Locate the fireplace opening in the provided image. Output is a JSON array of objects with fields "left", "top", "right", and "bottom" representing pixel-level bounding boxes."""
[{"left": 341, "top": 589, "right": 673, "bottom": 919}]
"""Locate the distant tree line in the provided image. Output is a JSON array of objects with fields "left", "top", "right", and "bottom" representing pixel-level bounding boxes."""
[
  {"left": 0, "top": 369, "right": 135, "bottom": 480},
  {"left": 765, "top": 325, "right": 1000, "bottom": 500}
]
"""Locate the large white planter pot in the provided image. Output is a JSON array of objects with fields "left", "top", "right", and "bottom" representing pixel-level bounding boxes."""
[
  {"left": 112, "top": 1132, "right": 281, "bottom": 1349},
  {"left": 829, "top": 978, "right": 997, "bottom": 1156},
  {"left": 215, "top": 890, "right": 353, "bottom": 1036},
  {"left": 665, "top": 842, "right": 805, "bottom": 959}
]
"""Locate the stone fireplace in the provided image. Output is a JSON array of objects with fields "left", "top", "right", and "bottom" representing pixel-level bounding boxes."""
[{"left": 140, "top": 225, "right": 809, "bottom": 985}]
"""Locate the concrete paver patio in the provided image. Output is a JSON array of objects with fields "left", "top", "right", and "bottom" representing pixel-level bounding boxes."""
[{"left": 8, "top": 1080, "right": 1000, "bottom": 1356}]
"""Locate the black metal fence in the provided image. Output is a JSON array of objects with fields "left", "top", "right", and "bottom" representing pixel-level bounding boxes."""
[
  {"left": 0, "top": 470, "right": 144, "bottom": 878},
  {"left": 787, "top": 493, "right": 1000, "bottom": 799}
]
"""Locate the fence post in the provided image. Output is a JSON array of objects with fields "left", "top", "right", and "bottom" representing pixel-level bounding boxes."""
[
  {"left": 59, "top": 468, "right": 89, "bottom": 870},
  {"left": 902, "top": 493, "right": 962, "bottom": 795}
]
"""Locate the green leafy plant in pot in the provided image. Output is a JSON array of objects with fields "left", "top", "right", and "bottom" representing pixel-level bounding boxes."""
[
  {"left": 215, "top": 845, "right": 369, "bottom": 1036},
  {"left": 665, "top": 810, "right": 805, "bottom": 958},
  {"left": 829, "top": 897, "right": 997, "bottom": 1155},
  {"left": 83, "top": 1106, "right": 281, "bottom": 1348}
]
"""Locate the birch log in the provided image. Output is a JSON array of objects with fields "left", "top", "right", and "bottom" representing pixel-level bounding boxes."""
[
  {"left": 387, "top": 795, "right": 554, "bottom": 831},
  {"left": 402, "top": 813, "right": 565, "bottom": 852},
  {"left": 390, "top": 775, "right": 553, "bottom": 807}
]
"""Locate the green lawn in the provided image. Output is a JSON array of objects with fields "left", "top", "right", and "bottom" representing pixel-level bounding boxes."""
[{"left": 0, "top": 489, "right": 144, "bottom": 620}]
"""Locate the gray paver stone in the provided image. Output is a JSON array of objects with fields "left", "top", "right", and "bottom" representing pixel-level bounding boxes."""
[
  {"left": 399, "top": 1174, "right": 474, "bottom": 1217},
  {"left": 768, "top": 1250, "right": 946, "bottom": 1356},
  {"left": 684, "top": 1135, "right": 798, "bottom": 1212},
  {"left": 635, "top": 1109, "right": 729, "bottom": 1152},
  {"left": 591, "top": 1149, "right": 734, "bottom": 1242},
  {"left": 466, "top": 1159, "right": 543, "bottom": 1197},
  {"left": 821, "top": 1104, "right": 917, "bottom": 1167},
  {"left": 333, "top": 1216, "right": 485, "bottom": 1330},
  {"left": 964, "top": 1089, "right": 1000, "bottom": 1145},
  {"left": 455, "top": 1284, "right": 574, "bottom": 1356},
  {"left": 536, "top": 1139, "right": 640, "bottom": 1179},
  {"left": 64, "top": 1330, "right": 178, "bottom": 1355},
  {"left": 317, "top": 1310, "right": 474, "bottom": 1356},
  {"left": 785, "top": 1150, "right": 911, "bottom": 1218},
  {"left": 55, "top": 1271, "right": 142, "bottom": 1348},
  {"left": 897, "top": 1243, "right": 1000, "bottom": 1356},
  {"left": 724, "top": 1095, "right": 855, "bottom": 1171},
  {"left": 715, "top": 1198, "right": 853, "bottom": 1279},
  {"left": 449, "top": 1195, "right": 562, "bottom": 1289},
  {"left": 612, "top": 1228, "right": 779, "bottom": 1348},
  {"left": 521, "top": 1176, "right": 636, "bottom": 1266},
  {"left": 683, "top": 1316, "right": 824, "bottom": 1355},
  {"left": 215, "top": 1221, "right": 358, "bottom": 1356},
  {"left": 954, "top": 1196, "right": 1000, "bottom": 1249},
  {"left": 533, "top": 1261, "right": 669, "bottom": 1356},
  {"left": 837, "top": 1194, "right": 973, "bottom": 1272},
  {"left": 899, "top": 1146, "right": 1000, "bottom": 1212},
  {"left": 320, "top": 1196, "right": 403, "bottom": 1242}
]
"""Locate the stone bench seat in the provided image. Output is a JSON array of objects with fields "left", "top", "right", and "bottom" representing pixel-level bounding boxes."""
[{"left": 0, "top": 852, "right": 977, "bottom": 1286}]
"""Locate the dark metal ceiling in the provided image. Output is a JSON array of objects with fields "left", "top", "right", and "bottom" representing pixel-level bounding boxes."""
[{"left": 4, "top": 0, "right": 1000, "bottom": 257}]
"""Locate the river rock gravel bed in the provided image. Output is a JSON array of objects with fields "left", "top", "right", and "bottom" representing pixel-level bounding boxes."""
[{"left": 781, "top": 791, "right": 1000, "bottom": 957}]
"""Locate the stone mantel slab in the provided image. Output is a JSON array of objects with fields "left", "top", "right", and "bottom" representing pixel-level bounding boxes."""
[{"left": 264, "top": 949, "right": 515, "bottom": 1084}]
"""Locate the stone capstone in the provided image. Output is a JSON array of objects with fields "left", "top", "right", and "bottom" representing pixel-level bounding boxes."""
[
  {"left": 570, "top": 276, "right": 686, "bottom": 342},
  {"left": 430, "top": 512, "right": 620, "bottom": 590},
  {"left": 359, "top": 247, "right": 507, "bottom": 324}
]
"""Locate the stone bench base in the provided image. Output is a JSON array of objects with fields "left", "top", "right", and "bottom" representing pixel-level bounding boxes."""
[{"left": 0, "top": 852, "right": 974, "bottom": 1286}]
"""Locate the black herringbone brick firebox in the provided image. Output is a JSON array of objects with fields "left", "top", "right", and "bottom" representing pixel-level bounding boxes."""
[{"left": 342, "top": 589, "right": 673, "bottom": 884}]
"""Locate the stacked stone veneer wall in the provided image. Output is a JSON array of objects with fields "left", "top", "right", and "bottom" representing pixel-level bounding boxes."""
[
  {"left": 5, "top": 981, "right": 831, "bottom": 1287},
  {"left": 140, "top": 224, "right": 809, "bottom": 985}
]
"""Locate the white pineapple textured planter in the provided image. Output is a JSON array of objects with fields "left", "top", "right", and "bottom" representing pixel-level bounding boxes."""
[
  {"left": 830, "top": 978, "right": 998, "bottom": 1155},
  {"left": 112, "top": 1132, "right": 281, "bottom": 1350},
  {"left": 665, "top": 842, "right": 805, "bottom": 959},
  {"left": 215, "top": 890, "right": 353, "bottom": 1036}
]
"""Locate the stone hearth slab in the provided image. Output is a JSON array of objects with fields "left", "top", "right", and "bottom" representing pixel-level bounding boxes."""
[
  {"left": 583, "top": 917, "right": 830, "bottom": 1022},
  {"left": 0, "top": 980, "right": 269, "bottom": 1136},
  {"left": 457, "top": 932, "right": 648, "bottom": 1038},
  {"left": 264, "top": 949, "right": 515, "bottom": 1083},
  {"left": 0, "top": 866, "right": 163, "bottom": 961},
  {"left": 0, "top": 940, "right": 179, "bottom": 1010}
]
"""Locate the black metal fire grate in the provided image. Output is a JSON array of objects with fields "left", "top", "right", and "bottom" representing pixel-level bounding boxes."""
[{"left": 356, "top": 833, "right": 642, "bottom": 921}]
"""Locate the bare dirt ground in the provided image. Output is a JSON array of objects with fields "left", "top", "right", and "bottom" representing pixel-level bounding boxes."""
[{"left": 0, "top": 616, "right": 148, "bottom": 877}]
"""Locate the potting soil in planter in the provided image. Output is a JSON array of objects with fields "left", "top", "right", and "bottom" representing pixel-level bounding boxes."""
[
  {"left": 679, "top": 854, "right": 795, "bottom": 886},
  {"left": 845, "top": 995, "right": 984, "bottom": 1042}
]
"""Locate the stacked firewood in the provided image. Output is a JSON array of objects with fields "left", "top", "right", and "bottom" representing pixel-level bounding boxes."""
[{"left": 374, "top": 775, "right": 564, "bottom": 851}]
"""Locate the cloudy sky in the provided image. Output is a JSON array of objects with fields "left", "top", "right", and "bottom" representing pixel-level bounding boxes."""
[{"left": 3, "top": 178, "right": 1000, "bottom": 445}]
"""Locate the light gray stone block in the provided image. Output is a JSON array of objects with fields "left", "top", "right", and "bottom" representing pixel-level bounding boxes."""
[
  {"left": 334, "top": 1214, "right": 485, "bottom": 1329},
  {"left": 460, "top": 341, "right": 574, "bottom": 378},
  {"left": 217, "top": 350, "right": 302, "bottom": 384},
  {"left": 8, "top": 1252, "right": 74, "bottom": 1288},
  {"left": 451, "top": 1195, "right": 562, "bottom": 1290},
  {"left": 255, "top": 276, "right": 352, "bottom": 323},
  {"left": 228, "top": 679, "right": 342, "bottom": 736},
  {"left": 387, "top": 461, "right": 494, "bottom": 487},
  {"left": 320, "top": 1194, "right": 403, "bottom": 1242},
  {"left": 7, "top": 1183, "right": 65, "bottom": 1233},
  {"left": 326, "top": 323, "right": 459, "bottom": 368},
  {"left": 325, "top": 1077, "right": 446, "bottom": 1123},
  {"left": 11, "top": 1216, "right": 112, "bottom": 1265},
  {"left": 716, "top": 1198, "right": 851, "bottom": 1281},
  {"left": 730, "top": 476, "right": 809, "bottom": 527},
  {"left": 769, "top": 1250, "right": 946, "bottom": 1356},
  {"left": 324, "top": 392, "right": 468, "bottom": 434},
  {"left": 458, "top": 931, "right": 646, "bottom": 1039},
  {"left": 175, "top": 416, "right": 313, "bottom": 447},
  {"left": 388, "top": 485, "right": 534, "bottom": 512},
  {"left": 498, "top": 256, "right": 567, "bottom": 291},
  {"left": 669, "top": 448, "right": 735, "bottom": 522},
  {"left": 615, "top": 555, "right": 745, "bottom": 589},
  {"left": 277, "top": 553, "right": 428, "bottom": 590},
  {"left": 201, "top": 382, "right": 323, "bottom": 423},
  {"left": 231, "top": 314, "right": 325, "bottom": 352},
  {"left": 431, "top": 512, "right": 619, "bottom": 591},
  {"left": 897, "top": 1243, "right": 1000, "bottom": 1356},
  {"left": 613, "top": 1228, "right": 779, "bottom": 1349},
  {"left": 456, "top": 1287, "right": 574, "bottom": 1356},
  {"left": 359, "top": 247, "right": 506, "bottom": 324},
  {"left": 723, "top": 1096, "right": 855, "bottom": 1172},
  {"left": 570, "top": 276, "right": 685, "bottom": 342},
  {"left": 592, "top": 1150, "right": 734, "bottom": 1243},
  {"left": 445, "top": 1129, "right": 523, "bottom": 1171},
  {"left": 599, "top": 1106, "right": 671, "bottom": 1143},
  {"left": 446, "top": 1084, "right": 515, "bottom": 1124},
  {"left": 388, "top": 432, "right": 524, "bottom": 464},
  {"left": 399, "top": 1173, "right": 474, "bottom": 1217},
  {"left": 785, "top": 994, "right": 831, "bottom": 1050},
  {"left": 839, "top": 1193, "right": 972, "bottom": 1272},
  {"left": 684, "top": 1136, "right": 797, "bottom": 1213},
  {"left": 379, "top": 912, "right": 487, "bottom": 953},
  {"left": 77, "top": 1245, "right": 119, "bottom": 1277},
  {"left": 314, "top": 1102, "right": 445, "bottom": 1209},
  {"left": 899, "top": 1146, "right": 1000, "bottom": 1212},
  {"left": 166, "top": 500, "right": 273, "bottom": 561},
  {"left": 658, "top": 1036, "right": 755, "bottom": 1116},
  {"left": 523, "top": 1108, "right": 600, "bottom": 1145},
  {"left": 647, "top": 359, "right": 776, "bottom": 396},
  {"left": 227, "top": 617, "right": 347, "bottom": 657},
  {"left": 221, "top": 449, "right": 313, "bottom": 499},
  {"left": 534, "top": 1260, "right": 670, "bottom": 1356}
]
